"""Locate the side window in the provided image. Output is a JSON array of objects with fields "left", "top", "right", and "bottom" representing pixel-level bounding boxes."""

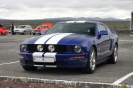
[
  {"left": 27, "top": 26, "right": 30, "bottom": 29},
  {"left": 98, "top": 24, "right": 107, "bottom": 32},
  {"left": 29, "top": 26, "right": 31, "bottom": 28}
]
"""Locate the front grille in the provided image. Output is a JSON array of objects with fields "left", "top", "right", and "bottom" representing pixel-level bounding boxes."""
[
  {"left": 34, "top": 30, "right": 40, "bottom": 32},
  {"left": 25, "top": 60, "right": 34, "bottom": 65},
  {"left": 34, "top": 62, "right": 67, "bottom": 66},
  {"left": 27, "top": 44, "right": 67, "bottom": 52}
]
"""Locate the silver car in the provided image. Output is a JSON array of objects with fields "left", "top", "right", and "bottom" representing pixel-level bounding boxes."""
[{"left": 14, "top": 25, "right": 32, "bottom": 35}]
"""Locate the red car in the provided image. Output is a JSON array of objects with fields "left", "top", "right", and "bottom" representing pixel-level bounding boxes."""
[
  {"left": 0, "top": 27, "right": 8, "bottom": 35},
  {"left": 32, "top": 23, "right": 53, "bottom": 35}
]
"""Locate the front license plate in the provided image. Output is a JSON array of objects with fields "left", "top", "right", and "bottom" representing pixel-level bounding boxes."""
[
  {"left": 33, "top": 57, "right": 55, "bottom": 62},
  {"left": 43, "top": 57, "right": 55, "bottom": 62}
]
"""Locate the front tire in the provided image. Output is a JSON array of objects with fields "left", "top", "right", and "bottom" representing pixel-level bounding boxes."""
[
  {"left": 83, "top": 47, "right": 96, "bottom": 74},
  {"left": 23, "top": 31, "right": 26, "bottom": 35},
  {"left": 107, "top": 44, "right": 118, "bottom": 64},
  {"left": 22, "top": 65, "right": 38, "bottom": 71},
  {"left": 32, "top": 33, "right": 35, "bottom": 35}
]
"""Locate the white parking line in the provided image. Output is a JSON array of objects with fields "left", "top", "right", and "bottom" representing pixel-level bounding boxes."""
[
  {"left": 130, "top": 35, "right": 133, "bottom": 36},
  {"left": 0, "top": 61, "right": 19, "bottom": 66},
  {"left": 112, "top": 72, "right": 133, "bottom": 85},
  {"left": 119, "top": 40, "right": 133, "bottom": 42}
]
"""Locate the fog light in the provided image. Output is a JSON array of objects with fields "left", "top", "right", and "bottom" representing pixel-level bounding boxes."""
[
  {"left": 19, "top": 54, "right": 24, "bottom": 59},
  {"left": 71, "top": 56, "right": 84, "bottom": 59}
]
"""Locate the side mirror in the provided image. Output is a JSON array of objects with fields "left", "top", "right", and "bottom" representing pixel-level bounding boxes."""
[{"left": 99, "top": 30, "right": 108, "bottom": 35}]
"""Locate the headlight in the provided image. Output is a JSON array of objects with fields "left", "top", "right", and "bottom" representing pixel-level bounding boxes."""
[
  {"left": 74, "top": 45, "right": 82, "bottom": 53},
  {"left": 48, "top": 45, "right": 55, "bottom": 52},
  {"left": 37, "top": 45, "right": 43, "bottom": 52},
  {"left": 20, "top": 44, "right": 27, "bottom": 52}
]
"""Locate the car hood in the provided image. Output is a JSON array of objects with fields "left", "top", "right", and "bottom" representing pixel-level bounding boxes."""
[
  {"left": 0, "top": 27, "right": 6, "bottom": 31},
  {"left": 22, "top": 33, "right": 95, "bottom": 45}
]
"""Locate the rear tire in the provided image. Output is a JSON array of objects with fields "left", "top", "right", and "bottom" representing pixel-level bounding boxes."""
[
  {"left": 107, "top": 44, "right": 118, "bottom": 64},
  {"left": 32, "top": 33, "right": 35, "bottom": 35},
  {"left": 22, "top": 65, "right": 37, "bottom": 71},
  {"left": 30, "top": 31, "right": 32, "bottom": 35},
  {"left": 83, "top": 47, "right": 96, "bottom": 74},
  {"left": 23, "top": 31, "right": 26, "bottom": 35}
]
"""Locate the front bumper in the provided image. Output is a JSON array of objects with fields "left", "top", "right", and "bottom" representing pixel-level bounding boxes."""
[
  {"left": 19, "top": 52, "right": 88, "bottom": 68},
  {"left": 1, "top": 31, "right": 8, "bottom": 35},
  {"left": 32, "top": 30, "right": 41, "bottom": 34},
  {"left": 14, "top": 31, "right": 23, "bottom": 34}
]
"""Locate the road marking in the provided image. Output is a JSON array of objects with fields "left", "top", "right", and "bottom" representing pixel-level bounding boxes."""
[
  {"left": 119, "top": 40, "right": 133, "bottom": 42},
  {"left": 0, "top": 76, "right": 112, "bottom": 85},
  {"left": 0, "top": 61, "right": 19, "bottom": 66},
  {"left": 130, "top": 35, "right": 133, "bottom": 36},
  {"left": 112, "top": 72, "right": 133, "bottom": 85}
]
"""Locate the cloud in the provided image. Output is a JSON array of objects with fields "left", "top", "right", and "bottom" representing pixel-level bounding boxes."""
[{"left": 0, "top": 0, "right": 133, "bottom": 19}]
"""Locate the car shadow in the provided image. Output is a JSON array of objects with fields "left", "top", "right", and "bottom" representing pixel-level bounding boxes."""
[{"left": 24, "top": 61, "right": 109, "bottom": 75}]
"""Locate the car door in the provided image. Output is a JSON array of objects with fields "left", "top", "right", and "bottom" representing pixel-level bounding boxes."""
[
  {"left": 26, "top": 25, "right": 30, "bottom": 34},
  {"left": 23, "top": 26, "right": 28, "bottom": 34},
  {"left": 26, "top": 26, "right": 30, "bottom": 34},
  {"left": 96, "top": 23, "right": 111, "bottom": 60},
  {"left": 28, "top": 26, "right": 32, "bottom": 34}
]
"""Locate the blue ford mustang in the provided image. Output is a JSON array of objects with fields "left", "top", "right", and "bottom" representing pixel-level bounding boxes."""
[{"left": 19, "top": 21, "right": 118, "bottom": 73}]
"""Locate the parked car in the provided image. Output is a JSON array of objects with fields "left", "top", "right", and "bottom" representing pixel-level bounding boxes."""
[
  {"left": 0, "top": 27, "right": 8, "bottom": 35},
  {"left": 40, "top": 30, "right": 48, "bottom": 35},
  {"left": 32, "top": 23, "right": 53, "bottom": 35},
  {"left": 14, "top": 25, "right": 32, "bottom": 35},
  {"left": 19, "top": 21, "right": 118, "bottom": 73}
]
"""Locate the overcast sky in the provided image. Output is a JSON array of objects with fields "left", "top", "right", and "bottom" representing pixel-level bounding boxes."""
[{"left": 0, "top": 0, "right": 133, "bottom": 20}]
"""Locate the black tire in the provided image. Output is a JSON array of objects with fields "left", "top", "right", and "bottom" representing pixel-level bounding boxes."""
[
  {"left": 107, "top": 44, "right": 118, "bottom": 64},
  {"left": 83, "top": 47, "right": 96, "bottom": 74},
  {"left": 30, "top": 31, "right": 32, "bottom": 35},
  {"left": 22, "top": 65, "right": 37, "bottom": 71},
  {"left": 32, "top": 33, "right": 35, "bottom": 35},
  {"left": 23, "top": 31, "right": 26, "bottom": 35},
  {"left": 20, "top": 33, "right": 23, "bottom": 35}
]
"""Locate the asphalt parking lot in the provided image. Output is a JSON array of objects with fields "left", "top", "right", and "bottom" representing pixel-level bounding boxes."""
[{"left": 0, "top": 34, "right": 133, "bottom": 86}]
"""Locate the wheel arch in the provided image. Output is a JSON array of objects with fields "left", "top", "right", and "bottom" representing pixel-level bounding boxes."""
[
  {"left": 91, "top": 45, "right": 97, "bottom": 60},
  {"left": 115, "top": 41, "right": 118, "bottom": 48}
]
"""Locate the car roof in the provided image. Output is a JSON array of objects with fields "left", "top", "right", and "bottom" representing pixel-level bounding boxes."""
[
  {"left": 18, "top": 25, "right": 31, "bottom": 26},
  {"left": 58, "top": 20, "right": 103, "bottom": 24}
]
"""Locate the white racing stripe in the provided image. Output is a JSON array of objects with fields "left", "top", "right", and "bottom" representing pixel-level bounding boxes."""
[
  {"left": 33, "top": 52, "right": 57, "bottom": 63},
  {"left": 66, "top": 21, "right": 75, "bottom": 23},
  {"left": 76, "top": 21, "right": 86, "bottom": 23},
  {"left": 44, "top": 53, "right": 57, "bottom": 62},
  {"left": 0, "top": 61, "right": 19, "bottom": 66},
  {"left": 33, "top": 52, "right": 44, "bottom": 62},
  {"left": 112, "top": 72, "right": 133, "bottom": 85},
  {"left": 34, "top": 33, "right": 58, "bottom": 44},
  {"left": 46, "top": 33, "right": 73, "bottom": 44},
  {"left": 33, "top": 33, "right": 73, "bottom": 64},
  {"left": 44, "top": 33, "right": 73, "bottom": 63},
  {"left": 33, "top": 33, "right": 59, "bottom": 62}
]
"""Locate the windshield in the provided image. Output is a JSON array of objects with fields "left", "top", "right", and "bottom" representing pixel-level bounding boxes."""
[
  {"left": 17, "top": 25, "right": 26, "bottom": 28},
  {"left": 45, "top": 23, "right": 95, "bottom": 35}
]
